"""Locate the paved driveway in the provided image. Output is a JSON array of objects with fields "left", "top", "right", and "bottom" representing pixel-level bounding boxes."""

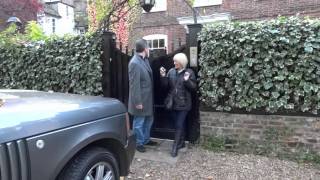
[{"left": 128, "top": 139, "right": 320, "bottom": 180}]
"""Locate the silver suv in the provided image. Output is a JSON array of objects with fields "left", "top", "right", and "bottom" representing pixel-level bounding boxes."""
[{"left": 0, "top": 90, "right": 135, "bottom": 180}]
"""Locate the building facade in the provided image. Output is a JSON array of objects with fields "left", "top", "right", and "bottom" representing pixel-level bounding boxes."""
[
  {"left": 131, "top": 0, "right": 228, "bottom": 53},
  {"left": 38, "top": 0, "right": 75, "bottom": 36},
  {"left": 74, "top": 0, "right": 88, "bottom": 34},
  {"left": 224, "top": 0, "right": 320, "bottom": 20},
  {"left": 131, "top": 0, "right": 320, "bottom": 53}
]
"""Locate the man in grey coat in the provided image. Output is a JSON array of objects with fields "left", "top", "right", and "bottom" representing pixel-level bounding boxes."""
[{"left": 128, "top": 39, "right": 158, "bottom": 152}]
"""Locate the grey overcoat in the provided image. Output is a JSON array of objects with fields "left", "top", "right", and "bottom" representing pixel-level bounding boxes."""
[{"left": 128, "top": 54, "right": 153, "bottom": 116}]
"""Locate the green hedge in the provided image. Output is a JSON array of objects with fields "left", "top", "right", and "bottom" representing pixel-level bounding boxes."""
[
  {"left": 199, "top": 17, "right": 320, "bottom": 114},
  {"left": 0, "top": 34, "right": 103, "bottom": 95}
]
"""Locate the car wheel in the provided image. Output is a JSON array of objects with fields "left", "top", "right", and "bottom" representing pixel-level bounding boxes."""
[{"left": 58, "top": 147, "right": 119, "bottom": 180}]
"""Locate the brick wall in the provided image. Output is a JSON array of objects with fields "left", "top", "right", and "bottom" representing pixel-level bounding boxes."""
[
  {"left": 200, "top": 111, "right": 320, "bottom": 153},
  {"left": 131, "top": 0, "right": 320, "bottom": 52},
  {"left": 223, "top": 0, "right": 320, "bottom": 20},
  {"left": 133, "top": 1, "right": 222, "bottom": 28},
  {"left": 130, "top": 1, "right": 222, "bottom": 52}
]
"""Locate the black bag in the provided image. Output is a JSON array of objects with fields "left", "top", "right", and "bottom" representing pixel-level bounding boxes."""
[
  {"left": 164, "top": 92, "right": 173, "bottom": 110},
  {"left": 164, "top": 68, "right": 178, "bottom": 110}
]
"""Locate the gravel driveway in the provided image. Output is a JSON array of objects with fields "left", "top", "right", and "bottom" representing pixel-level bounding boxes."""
[{"left": 128, "top": 147, "right": 320, "bottom": 180}]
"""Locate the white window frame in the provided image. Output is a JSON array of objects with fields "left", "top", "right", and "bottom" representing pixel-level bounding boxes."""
[
  {"left": 193, "top": 0, "right": 222, "bottom": 7},
  {"left": 143, "top": 34, "right": 167, "bottom": 50},
  {"left": 143, "top": 0, "right": 167, "bottom": 13}
]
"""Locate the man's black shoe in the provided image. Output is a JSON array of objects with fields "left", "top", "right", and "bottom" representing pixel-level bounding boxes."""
[
  {"left": 145, "top": 140, "right": 158, "bottom": 146},
  {"left": 136, "top": 145, "right": 146, "bottom": 153}
]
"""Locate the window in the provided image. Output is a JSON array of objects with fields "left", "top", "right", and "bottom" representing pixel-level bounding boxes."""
[
  {"left": 147, "top": 39, "right": 166, "bottom": 49},
  {"left": 79, "top": 29, "right": 85, "bottom": 34},
  {"left": 52, "top": 18, "right": 56, "bottom": 33},
  {"left": 145, "top": 0, "right": 167, "bottom": 12},
  {"left": 193, "top": 0, "right": 222, "bottom": 7},
  {"left": 144, "top": 34, "right": 167, "bottom": 50}
]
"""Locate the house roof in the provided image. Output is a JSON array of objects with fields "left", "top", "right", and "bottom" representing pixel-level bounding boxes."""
[
  {"left": 45, "top": 0, "right": 75, "bottom": 8},
  {"left": 61, "top": 0, "right": 74, "bottom": 7},
  {"left": 43, "top": 3, "right": 61, "bottom": 18}
]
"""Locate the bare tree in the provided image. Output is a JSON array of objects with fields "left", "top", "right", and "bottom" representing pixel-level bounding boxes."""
[
  {"left": 184, "top": 0, "right": 198, "bottom": 24},
  {"left": 88, "top": 0, "right": 139, "bottom": 31},
  {"left": 102, "top": 0, "right": 139, "bottom": 30},
  {"left": 0, "top": 0, "right": 42, "bottom": 24}
]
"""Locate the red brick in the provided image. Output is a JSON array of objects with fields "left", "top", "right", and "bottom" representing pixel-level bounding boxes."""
[
  {"left": 131, "top": 0, "right": 320, "bottom": 52},
  {"left": 222, "top": 0, "right": 320, "bottom": 20}
]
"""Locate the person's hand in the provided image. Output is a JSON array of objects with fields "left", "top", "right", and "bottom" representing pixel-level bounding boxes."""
[
  {"left": 136, "top": 104, "right": 143, "bottom": 110},
  {"left": 160, "top": 67, "right": 166, "bottom": 77},
  {"left": 184, "top": 72, "right": 190, "bottom": 81}
]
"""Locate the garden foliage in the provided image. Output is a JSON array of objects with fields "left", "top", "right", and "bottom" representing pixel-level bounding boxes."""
[
  {"left": 199, "top": 17, "right": 320, "bottom": 114},
  {"left": 0, "top": 32, "right": 103, "bottom": 95}
]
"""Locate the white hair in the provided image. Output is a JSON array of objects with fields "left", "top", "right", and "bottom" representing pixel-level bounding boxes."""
[{"left": 173, "top": 53, "right": 188, "bottom": 69}]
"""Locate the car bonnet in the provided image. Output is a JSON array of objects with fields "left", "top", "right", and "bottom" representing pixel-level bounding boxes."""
[{"left": 0, "top": 90, "right": 126, "bottom": 143}]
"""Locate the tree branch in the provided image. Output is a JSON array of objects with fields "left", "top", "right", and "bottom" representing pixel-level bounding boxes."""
[
  {"left": 101, "top": 0, "right": 138, "bottom": 30},
  {"left": 0, "top": 0, "right": 42, "bottom": 22},
  {"left": 182, "top": 0, "right": 200, "bottom": 24},
  {"left": 109, "top": 2, "right": 138, "bottom": 25}
]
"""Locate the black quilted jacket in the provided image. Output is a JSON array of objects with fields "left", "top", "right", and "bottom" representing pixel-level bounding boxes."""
[{"left": 161, "top": 68, "right": 197, "bottom": 111}]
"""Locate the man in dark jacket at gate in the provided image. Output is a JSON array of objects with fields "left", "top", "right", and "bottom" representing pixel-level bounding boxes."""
[{"left": 128, "top": 39, "right": 158, "bottom": 153}]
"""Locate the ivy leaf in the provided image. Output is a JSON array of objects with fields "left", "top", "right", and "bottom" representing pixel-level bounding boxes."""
[
  {"left": 284, "top": 103, "right": 294, "bottom": 109},
  {"left": 263, "top": 82, "right": 273, "bottom": 90},
  {"left": 304, "top": 46, "right": 313, "bottom": 53},
  {"left": 216, "top": 106, "right": 224, "bottom": 111},
  {"left": 274, "top": 75, "right": 285, "bottom": 81},
  {"left": 303, "top": 83, "right": 312, "bottom": 93},
  {"left": 253, "top": 84, "right": 261, "bottom": 89},
  {"left": 224, "top": 106, "right": 232, "bottom": 111},
  {"left": 272, "top": 92, "right": 280, "bottom": 99}
]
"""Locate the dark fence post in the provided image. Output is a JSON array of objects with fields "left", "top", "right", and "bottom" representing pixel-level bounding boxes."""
[
  {"left": 187, "top": 24, "right": 202, "bottom": 69},
  {"left": 186, "top": 24, "right": 203, "bottom": 143},
  {"left": 123, "top": 46, "right": 130, "bottom": 106},
  {"left": 117, "top": 43, "right": 124, "bottom": 102},
  {"left": 111, "top": 42, "right": 117, "bottom": 98},
  {"left": 101, "top": 31, "right": 116, "bottom": 97}
]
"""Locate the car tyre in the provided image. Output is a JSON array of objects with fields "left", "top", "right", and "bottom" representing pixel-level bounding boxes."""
[{"left": 58, "top": 147, "right": 119, "bottom": 180}]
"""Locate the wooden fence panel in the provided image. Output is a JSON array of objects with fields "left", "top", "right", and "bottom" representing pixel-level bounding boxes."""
[{"left": 101, "top": 32, "right": 132, "bottom": 105}]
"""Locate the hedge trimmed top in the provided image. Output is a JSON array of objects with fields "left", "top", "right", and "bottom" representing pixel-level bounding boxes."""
[
  {"left": 0, "top": 33, "right": 103, "bottom": 96},
  {"left": 199, "top": 17, "right": 320, "bottom": 114}
]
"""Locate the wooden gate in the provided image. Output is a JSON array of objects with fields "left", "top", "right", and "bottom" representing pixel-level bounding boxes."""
[
  {"left": 101, "top": 32, "right": 132, "bottom": 107},
  {"left": 101, "top": 26, "right": 202, "bottom": 142},
  {"left": 149, "top": 45, "right": 200, "bottom": 142}
]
